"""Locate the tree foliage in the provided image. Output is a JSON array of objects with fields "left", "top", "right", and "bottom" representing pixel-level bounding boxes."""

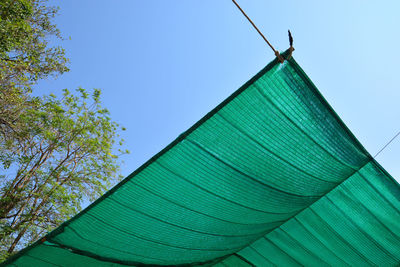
[
  {"left": 0, "top": 89, "right": 126, "bottom": 258},
  {"left": 0, "top": 0, "right": 68, "bottom": 140},
  {"left": 0, "top": 0, "right": 68, "bottom": 88},
  {"left": 0, "top": 0, "right": 127, "bottom": 260}
]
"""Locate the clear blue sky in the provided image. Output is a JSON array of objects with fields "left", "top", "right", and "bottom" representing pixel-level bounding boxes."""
[{"left": 39, "top": 0, "right": 400, "bottom": 183}]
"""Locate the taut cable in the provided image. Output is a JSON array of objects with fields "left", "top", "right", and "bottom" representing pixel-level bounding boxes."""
[{"left": 374, "top": 129, "right": 400, "bottom": 158}]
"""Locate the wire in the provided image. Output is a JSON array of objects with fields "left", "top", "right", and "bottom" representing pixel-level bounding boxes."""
[
  {"left": 373, "top": 129, "right": 400, "bottom": 158},
  {"left": 231, "top": 0, "right": 284, "bottom": 63}
]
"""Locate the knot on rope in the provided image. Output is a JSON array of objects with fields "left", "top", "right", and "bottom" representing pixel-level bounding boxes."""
[{"left": 274, "top": 50, "right": 284, "bottom": 63}]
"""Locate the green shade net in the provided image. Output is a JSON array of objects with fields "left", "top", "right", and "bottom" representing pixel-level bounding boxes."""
[{"left": 3, "top": 50, "right": 400, "bottom": 266}]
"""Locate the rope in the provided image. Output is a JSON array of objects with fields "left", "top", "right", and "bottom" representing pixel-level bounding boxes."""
[
  {"left": 373, "top": 129, "right": 400, "bottom": 158},
  {"left": 231, "top": 0, "right": 284, "bottom": 63}
]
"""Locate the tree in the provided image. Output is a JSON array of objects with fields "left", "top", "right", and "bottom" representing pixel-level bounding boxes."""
[
  {"left": 0, "top": 88, "right": 127, "bottom": 259},
  {"left": 0, "top": 0, "right": 68, "bottom": 139},
  {"left": 0, "top": 0, "right": 128, "bottom": 260},
  {"left": 0, "top": 0, "right": 68, "bottom": 86}
]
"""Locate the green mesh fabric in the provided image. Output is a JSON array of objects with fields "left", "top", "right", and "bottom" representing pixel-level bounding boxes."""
[
  {"left": 232, "top": 160, "right": 400, "bottom": 266},
  {"left": 3, "top": 51, "right": 400, "bottom": 266}
]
